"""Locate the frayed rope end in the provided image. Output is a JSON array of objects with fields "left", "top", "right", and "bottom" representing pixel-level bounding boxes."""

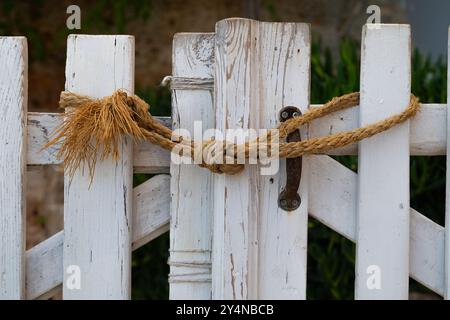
[{"left": 45, "top": 90, "right": 151, "bottom": 180}]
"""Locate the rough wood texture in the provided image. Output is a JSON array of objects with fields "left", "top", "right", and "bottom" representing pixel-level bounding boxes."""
[
  {"left": 356, "top": 24, "right": 411, "bottom": 299},
  {"left": 132, "top": 175, "right": 170, "bottom": 250},
  {"left": 130, "top": 116, "right": 171, "bottom": 174},
  {"left": 26, "top": 231, "right": 63, "bottom": 300},
  {"left": 213, "top": 18, "right": 310, "bottom": 299},
  {"left": 213, "top": 18, "right": 258, "bottom": 299},
  {"left": 26, "top": 174, "right": 170, "bottom": 300},
  {"left": 169, "top": 33, "right": 215, "bottom": 299},
  {"left": 257, "top": 22, "right": 310, "bottom": 299},
  {"left": 0, "top": 37, "right": 28, "bottom": 299},
  {"left": 63, "top": 35, "right": 134, "bottom": 299}
]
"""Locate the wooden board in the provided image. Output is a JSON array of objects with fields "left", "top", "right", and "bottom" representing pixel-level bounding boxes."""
[
  {"left": 63, "top": 35, "right": 134, "bottom": 299},
  {"left": 212, "top": 18, "right": 310, "bottom": 299},
  {"left": 0, "top": 37, "right": 28, "bottom": 299},
  {"left": 356, "top": 24, "right": 411, "bottom": 299},
  {"left": 169, "top": 33, "right": 215, "bottom": 299}
]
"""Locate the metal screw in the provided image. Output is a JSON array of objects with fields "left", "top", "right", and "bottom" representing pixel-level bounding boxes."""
[
  {"left": 292, "top": 199, "right": 299, "bottom": 207},
  {"left": 292, "top": 111, "right": 300, "bottom": 118},
  {"left": 281, "top": 111, "right": 289, "bottom": 119},
  {"left": 280, "top": 199, "right": 288, "bottom": 207}
]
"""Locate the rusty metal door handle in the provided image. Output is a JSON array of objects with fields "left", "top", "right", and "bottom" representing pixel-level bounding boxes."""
[{"left": 278, "top": 106, "right": 302, "bottom": 211}]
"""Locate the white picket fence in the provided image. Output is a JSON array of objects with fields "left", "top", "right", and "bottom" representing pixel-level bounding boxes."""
[{"left": 0, "top": 19, "right": 450, "bottom": 300}]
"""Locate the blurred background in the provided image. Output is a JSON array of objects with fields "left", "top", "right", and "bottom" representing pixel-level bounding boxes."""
[{"left": 1, "top": 0, "right": 449, "bottom": 299}]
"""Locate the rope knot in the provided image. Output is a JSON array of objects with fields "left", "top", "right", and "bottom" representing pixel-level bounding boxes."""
[{"left": 199, "top": 139, "right": 245, "bottom": 175}]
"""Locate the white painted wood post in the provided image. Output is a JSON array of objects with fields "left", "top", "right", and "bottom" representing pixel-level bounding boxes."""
[
  {"left": 0, "top": 37, "right": 28, "bottom": 300},
  {"left": 257, "top": 22, "right": 310, "bottom": 300},
  {"left": 169, "top": 33, "right": 215, "bottom": 299},
  {"left": 355, "top": 24, "right": 411, "bottom": 299},
  {"left": 445, "top": 26, "right": 450, "bottom": 300},
  {"left": 212, "top": 18, "right": 310, "bottom": 299},
  {"left": 63, "top": 35, "right": 134, "bottom": 299}
]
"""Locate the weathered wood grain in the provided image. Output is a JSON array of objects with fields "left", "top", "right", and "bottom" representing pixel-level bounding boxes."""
[
  {"left": 256, "top": 22, "right": 310, "bottom": 299},
  {"left": 169, "top": 33, "right": 215, "bottom": 299},
  {"left": 63, "top": 35, "right": 134, "bottom": 299},
  {"left": 0, "top": 37, "right": 28, "bottom": 299},
  {"left": 213, "top": 18, "right": 310, "bottom": 299}
]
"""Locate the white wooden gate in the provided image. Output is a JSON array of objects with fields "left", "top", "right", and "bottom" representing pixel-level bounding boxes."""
[{"left": 1, "top": 18, "right": 450, "bottom": 299}]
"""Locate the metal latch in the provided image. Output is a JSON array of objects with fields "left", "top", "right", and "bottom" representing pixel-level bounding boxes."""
[{"left": 278, "top": 106, "right": 302, "bottom": 211}]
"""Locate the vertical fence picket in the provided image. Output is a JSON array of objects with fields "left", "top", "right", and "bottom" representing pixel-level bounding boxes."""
[
  {"left": 212, "top": 18, "right": 310, "bottom": 299},
  {"left": 63, "top": 35, "right": 134, "bottom": 299},
  {"left": 0, "top": 37, "right": 28, "bottom": 299},
  {"left": 169, "top": 33, "right": 215, "bottom": 299},
  {"left": 212, "top": 18, "right": 257, "bottom": 299},
  {"left": 445, "top": 26, "right": 450, "bottom": 300},
  {"left": 356, "top": 24, "right": 411, "bottom": 299},
  {"left": 257, "top": 22, "right": 310, "bottom": 299}
]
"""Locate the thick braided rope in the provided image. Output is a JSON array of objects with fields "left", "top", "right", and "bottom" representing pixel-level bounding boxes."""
[{"left": 47, "top": 90, "right": 420, "bottom": 177}]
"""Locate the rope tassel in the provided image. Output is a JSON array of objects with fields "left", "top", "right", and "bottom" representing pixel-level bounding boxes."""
[{"left": 45, "top": 90, "right": 420, "bottom": 179}]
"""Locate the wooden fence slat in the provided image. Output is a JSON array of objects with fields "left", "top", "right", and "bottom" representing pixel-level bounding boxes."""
[
  {"left": 0, "top": 37, "right": 28, "bottom": 300},
  {"left": 212, "top": 18, "right": 256, "bottom": 300},
  {"left": 169, "top": 33, "right": 215, "bottom": 299},
  {"left": 63, "top": 35, "right": 134, "bottom": 299},
  {"left": 356, "top": 25, "right": 411, "bottom": 299},
  {"left": 257, "top": 22, "right": 310, "bottom": 299},
  {"left": 445, "top": 26, "right": 450, "bottom": 300},
  {"left": 212, "top": 18, "right": 310, "bottom": 299}
]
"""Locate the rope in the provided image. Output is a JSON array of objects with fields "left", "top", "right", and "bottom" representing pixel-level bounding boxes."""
[
  {"left": 160, "top": 75, "right": 214, "bottom": 90},
  {"left": 45, "top": 89, "right": 420, "bottom": 178}
]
